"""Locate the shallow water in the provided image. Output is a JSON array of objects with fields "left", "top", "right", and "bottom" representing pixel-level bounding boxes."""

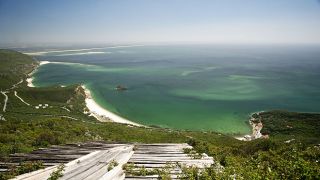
[{"left": 31, "top": 44, "right": 320, "bottom": 134}]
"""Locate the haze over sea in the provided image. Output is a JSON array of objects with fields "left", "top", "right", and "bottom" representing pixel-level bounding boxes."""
[{"left": 27, "top": 44, "right": 320, "bottom": 134}]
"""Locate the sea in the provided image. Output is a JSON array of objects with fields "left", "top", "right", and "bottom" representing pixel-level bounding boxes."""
[{"left": 23, "top": 44, "right": 320, "bottom": 135}]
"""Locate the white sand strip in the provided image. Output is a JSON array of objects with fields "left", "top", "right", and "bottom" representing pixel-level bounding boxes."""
[
  {"left": 26, "top": 77, "right": 35, "bottom": 87},
  {"left": 39, "top": 61, "right": 50, "bottom": 65},
  {"left": 26, "top": 61, "right": 51, "bottom": 87},
  {"left": 82, "top": 85, "right": 141, "bottom": 126},
  {"left": 24, "top": 45, "right": 144, "bottom": 56},
  {"left": 25, "top": 60, "right": 141, "bottom": 127},
  {"left": 26, "top": 60, "right": 99, "bottom": 88},
  {"left": 234, "top": 111, "right": 265, "bottom": 141}
]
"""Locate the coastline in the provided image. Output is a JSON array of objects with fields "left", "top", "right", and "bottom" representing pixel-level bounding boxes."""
[
  {"left": 25, "top": 60, "right": 142, "bottom": 127},
  {"left": 81, "top": 85, "right": 142, "bottom": 127},
  {"left": 234, "top": 111, "right": 266, "bottom": 141},
  {"left": 26, "top": 60, "right": 87, "bottom": 87},
  {"left": 26, "top": 61, "right": 50, "bottom": 87},
  {"left": 25, "top": 60, "right": 262, "bottom": 134}
]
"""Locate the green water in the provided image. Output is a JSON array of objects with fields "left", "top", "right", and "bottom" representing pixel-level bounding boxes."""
[{"left": 31, "top": 44, "right": 320, "bottom": 134}]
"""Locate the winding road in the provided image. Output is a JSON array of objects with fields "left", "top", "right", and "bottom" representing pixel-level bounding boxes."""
[
  {"left": 14, "top": 91, "right": 30, "bottom": 106},
  {"left": 1, "top": 79, "right": 24, "bottom": 112},
  {"left": 1, "top": 91, "right": 8, "bottom": 112},
  {"left": 10, "top": 79, "right": 23, "bottom": 90},
  {"left": 2, "top": 79, "right": 77, "bottom": 121}
]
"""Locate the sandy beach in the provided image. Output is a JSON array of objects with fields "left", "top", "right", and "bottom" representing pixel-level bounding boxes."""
[
  {"left": 26, "top": 61, "right": 80, "bottom": 87},
  {"left": 26, "top": 77, "right": 35, "bottom": 87},
  {"left": 235, "top": 111, "right": 265, "bottom": 141},
  {"left": 82, "top": 85, "right": 141, "bottom": 126},
  {"left": 26, "top": 61, "right": 50, "bottom": 87},
  {"left": 26, "top": 60, "right": 141, "bottom": 126}
]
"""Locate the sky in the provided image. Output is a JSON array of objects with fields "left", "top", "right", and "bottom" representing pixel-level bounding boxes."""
[{"left": 0, "top": 0, "right": 320, "bottom": 46}]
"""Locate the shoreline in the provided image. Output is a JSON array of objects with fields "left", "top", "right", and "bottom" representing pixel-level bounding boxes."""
[
  {"left": 26, "top": 60, "right": 142, "bottom": 127},
  {"left": 234, "top": 111, "right": 266, "bottom": 141},
  {"left": 26, "top": 60, "right": 86, "bottom": 87},
  {"left": 26, "top": 61, "right": 50, "bottom": 87},
  {"left": 81, "top": 85, "right": 142, "bottom": 127},
  {"left": 25, "top": 60, "right": 261, "bottom": 134}
]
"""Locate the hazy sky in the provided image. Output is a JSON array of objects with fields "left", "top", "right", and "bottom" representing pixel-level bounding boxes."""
[{"left": 1, "top": 0, "right": 320, "bottom": 46}]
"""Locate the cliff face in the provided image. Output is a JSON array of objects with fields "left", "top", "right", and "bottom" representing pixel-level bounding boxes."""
[{"left": 248, "top": 116, "right": 269, "bottom": 140}]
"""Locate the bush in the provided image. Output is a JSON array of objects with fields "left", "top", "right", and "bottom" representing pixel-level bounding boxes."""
[
  {"left": 0, "top": 161, "right": 44, "bottom": 179},
  {"left": 33, "top": 132, "right": 60, "bottom": 146},
  {"left": 48, "top": 164, "right": 65, "bottom": 180},
  {"left": 107, "top": 160, "right": 119, "bottom": 171}
]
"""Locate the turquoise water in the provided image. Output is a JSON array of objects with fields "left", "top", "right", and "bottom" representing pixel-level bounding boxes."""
[{"left": 31, "top": 44, "right": 320, "bottom": 134}]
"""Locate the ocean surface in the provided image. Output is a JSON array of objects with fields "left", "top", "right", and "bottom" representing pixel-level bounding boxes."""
[{"left": 27, "top": 44, "right": 320, "bottom": 134}]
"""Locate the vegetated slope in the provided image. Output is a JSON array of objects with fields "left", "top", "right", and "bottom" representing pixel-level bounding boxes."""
[
  {"left": 189, "top": 111, "right": 320, "bottom": 179},
  {"left": 257, "top": 110, "right": 320, "bottom": 143},
  {"left": 0, "top": 49, "right": 37, "bottom": 90}
]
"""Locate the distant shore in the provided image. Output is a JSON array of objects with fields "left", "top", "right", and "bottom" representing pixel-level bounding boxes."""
[{"left": 81, "top": 85, "right": 142, "bottom": 126}]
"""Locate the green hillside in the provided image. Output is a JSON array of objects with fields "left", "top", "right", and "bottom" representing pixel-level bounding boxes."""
[
  {"left": 0, "top": 50, "right": 319, "bottom": 179},
  {"left": 0, "top": 49, "right": 38, "bottom": 90}
]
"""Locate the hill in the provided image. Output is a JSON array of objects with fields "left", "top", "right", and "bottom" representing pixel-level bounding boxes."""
[{"left": 0, "top": 49, "right": 38, "bottom": 90}]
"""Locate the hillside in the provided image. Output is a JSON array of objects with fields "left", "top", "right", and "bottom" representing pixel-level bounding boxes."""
[
  {"left": 0, "top": 50, "right": 319, "bottom": 179},
  {"left": 0, "top": 49, "right": 38, "bottom": 90},
  {"left": 257, "top": 111, "right": 320, "bottom": 143}
]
